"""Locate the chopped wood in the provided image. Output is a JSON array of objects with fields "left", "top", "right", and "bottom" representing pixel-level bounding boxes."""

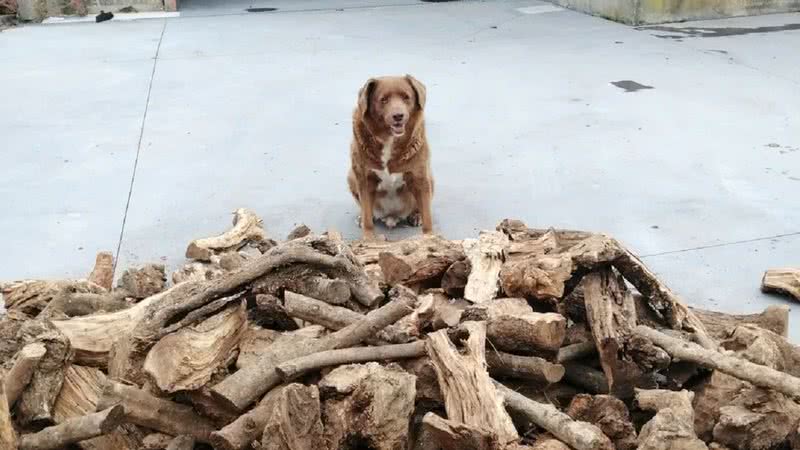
[
  {"left": 87, "top": 251, "right": 114, "bottom": 291},
  {"left": 425, "top": 290, "right": 469, "bottom": 329},
  {"left": 721, "top": 324, "right": 800, "bottom": 377},
  {"left": 635, "top": 325, "right": 800, "bottom": 399},
  {"left": 251, "top": 293, "right": 299, "bottom": 331},
  {"left": 557, "top": 342, "right": 597, "bottom": 363},
  {"left": 235, "top": 325, "right": 323, "bottom": 370},
  {"left": 635, "top": 389, "right": 707, "bottom": 450},
  {"left": 0, "top": 381, "right": 17, "bottom": 450},
  {"left": 257, "top": 386, "right": 323, "bottom": 450},
  {"left": 421, "top": 412, "right": 497, "bottom": 450},
  {"left": 166, "top": 435, "right": 195, "bottom": 450},
  {"left": 253, "top": 270, "right": 352, "bottom": 306},
  {"left": 426, "top": 323, "right": 518, "bottom": 444},
  {"left": 562, "top": 362, "right": 609, "bottom": 395},
  {"left": 691, "top": 305, "right": 789, "bottom": 340},
  {"left": 143, "top": 300, "right": 247, "bottom": 393},
  {"left": 41, "top": 291, "right": 129, "bottom": 319},
  {"left": 441, "top": 259, "right": 470, "bottom": 297},
  {"left": 211, "top": 286, "right": 416, "bottom": 410},
  {"left": 761, "top": 268, "right": 800, "bottom": 301},
  {"left": 463, "top": 231, "right": 509, "bottom": 303},
  {"left": 18, "top": 405, "right": 125, "bottom": 450},
  {"left": 286, "top": 223, "right": 312, "bottom": 240},
  {"left": 4, "top": 343, "right": 46, "bottom": 408},
  {"left": 485, "top": 350, "right": 565, "bottom": 384},
  {"left": 376, "top": 235, "right": 465, "bottom": 286},
  {"left": 97, "top": 380, "right": 215, "bottom": 443},
  {"left": 117, "top": 264, "right": 166, "bottom": 299},
  {"left": 465, "top": 298, "right": 566, "bottom": 354},
  {"left": 495, "top": 382, "right": 613, "bottom": 450},
  {"left": 186, "top": 208, "right": 267, "bottom": 261},
  {"left": 142, "top": 433, "right": 174, "bottom": 450},
  {"left": 2, "top": 280, "right": 105, "bottom": 317},
  {"left": 566, "top": 394, "right": 637, "bottom": 450},
  {"left": 172, "top": 261, "right": 224, "bottom": 284},
  {"left": 499, "top": 253, "right": 573, "bottom": 301}
]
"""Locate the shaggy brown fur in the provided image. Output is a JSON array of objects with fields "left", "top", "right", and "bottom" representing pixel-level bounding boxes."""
[{"left": 347, "top": 75, "right": 434, "bottom": 239}]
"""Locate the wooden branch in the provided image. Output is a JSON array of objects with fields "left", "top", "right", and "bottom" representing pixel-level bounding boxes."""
[
  {"left": 87, "top": 251, "right": 114, "bottom": 291},
  {"left": 761, "top": 268, "right": 800, "bottom": 301},
  {"left": 283, "top": 290, "right": 365, "bottom": 331},
  {"left": 463, "top": 231, "right": 508, "bottom": 303},
  {"left": 186, "top": 208, "right": 267, "bottom": 261},
  {"left": 118, "top": 264, "right": 166, "bottom": 299},
  {"left": 426, "top": 324, "right": 518, "bottom": 444},
  {"left": 566, "top": 394, "right": 637, "bottom": 450},
  {"left": 18, "top": 405, "right": 125, "bottom": 450},
  {"left": 495, "top": 382, "right": 613, "bottom": 450},
  {"left": 254, "top": 272, "right": 351, "bottom": 306},
  {"left": 143, "top": 300, "right": 247, "bottom": 394},
  {"left": 421, "top": 412, "right": 497, "bottom": 450},
  {"left": 211, "top": 286, "right": 416, "bottom": 410},
  {"left": 3, "top": 279, "right": 105, "bottom": 317},
  {"left": 557, "top": 342, "right": 597, "bottom": 363},
  {"left": 235, "top": 325, "right": 322, "bottom": 370},
  {"left": 635, "top": 325, "right": 800, "bottom": 398},
  {"left": 5, "top": 343, "right": 46, "bottom": 408},
  {"left": 97, "top": 381, "right": 215, "bottom": 443},
  {"left": 635, "top": 389, "right": 707, "bottom": 450},
  {"left": 166, "top": 435, "right": 195, "bottom": 450},
  {"left": 0, "top": 382, "right": 17, "bottom": 450},
  {"left": 376, "top": 235, "right": 465, "bottom": 286},
  {"left": 485, "top": 350, "right": 565, "bottom": 384}
]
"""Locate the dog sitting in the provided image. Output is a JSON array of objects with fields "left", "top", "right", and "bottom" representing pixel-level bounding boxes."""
[{"left": 347, "top": 75, "right": 434, "bottom": 239}]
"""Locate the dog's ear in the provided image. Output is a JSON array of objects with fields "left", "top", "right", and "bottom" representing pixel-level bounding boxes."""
[
  {"left": 405, "top": 75, "right": 426, "bottom": 110},
  {"left": 357, "top": 78, "right": 377, "bottom": 118}
]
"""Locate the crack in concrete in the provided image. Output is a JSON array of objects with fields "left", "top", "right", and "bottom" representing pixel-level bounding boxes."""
[{"left": 640, "top": 231, "right": 800, "bottom": 258}]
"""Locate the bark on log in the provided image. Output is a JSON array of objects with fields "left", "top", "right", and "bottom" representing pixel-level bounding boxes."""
[
  {"left": 426, "top": 324, "right": 518, "bottom": 444},
  {"left": 3, "top": 280, "right": 105, "bottom": 317},
  {"left": 463, "top": 231, "right": 508, "bottom": 304},
  {"left": 485, "top": 350, "right": 565, "bottom": 384},
  {"left": 375, "top": 235, "right": 465, "bottom": 287},
  {"left": 211, "top": 286, "right": 415, "bottom": 411},
  {"left": 97, "top": 381, "right": 215, "bottom": 443},
  {"left": 18, "top": 405, "right": 125, "bottom": 450},
  {"left": 557, "top": 342, "right": 597, "bottom": 363},
  {"left": 165, "top": 435, "right": 195, "bottom": 450},
  {"left": 0, "top": 382, "right": 17, "bottom": 450},
  {"left": 143, "top": 300, "right": 247, "bottom": 394},
  {"left": 495, "top": 382, "right": 613, "bottom": 450},
  {"left": 464, "top": 298, "right": 566, "bottom": 354},
  {"left": 87, "top": 252, "right": 114, "bottom": 291},
  {"left": 635, "top": 389, "right": 707, "bottom": 450},
  {"left": 118, "top": 264, "right": 166, "bottom": 299},
  {"left": 421, "top": 412, "right": 497, "bottom": 450},
  {"left": 186, "top": 208, "right": 267, "bottom": 261},
  {"left": 691, "top": 305, "right": 790, "bottom": 340},
  {"left": 635, "top": 325, "right": 800, "bottom": 398},
  {"left": 566, "top": 394, "right": 637, "bottom": 450},
  {"left": 761, "top": 268, "right": 800, "bottom": 301},
  {"left": 5, "top": 343, "right": 46, "bottom": 408},
  {"left": 253, "top": 270, "right": 352, "bottom": 306},
  {"left": 562, "top": 363, "right": 609, "bottom": 395},
  {"left": 441, "top": 259, "right": 470, "bottom": 297}
]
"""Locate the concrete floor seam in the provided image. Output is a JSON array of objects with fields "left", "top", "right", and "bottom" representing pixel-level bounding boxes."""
[
  {"left": 640, "top": 231, "right": 800, "bottom": 258},
  {"left": 112, "top": 19, "right": 168, "bottom": 278},
  {"left": 174, "top": 1, "right": 425, "bottom": 21}
]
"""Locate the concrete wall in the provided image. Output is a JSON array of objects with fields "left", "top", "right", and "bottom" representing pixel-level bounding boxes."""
[{"left": 549, "top": 0, "right": 800, "bottom": 24}]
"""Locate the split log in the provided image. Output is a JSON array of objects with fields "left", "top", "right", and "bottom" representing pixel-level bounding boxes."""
[
  {"left": 235, "top": 325, "right": 323, "bottom": 370},
  {"left": 426, "top": 323, "right": 518, "bottom": 444},
  {"left": 566, "top": 394, "right": 637, "bottom": 450},
  {"left": 441, "top": 259, "right": 470, "bottom": 297},
  {"left": 463, "top": 231, "right": 508, "bottom": 304},
  {"left": 96, "top": 380, "right": 215, "bottom": 443},
  {"left": 87, "top": 251, "right": 114, "bottom": 291},
  {"left": 691, "top": 305, "right": 789, "bottom": 340},
  {"left": 557, "top": 342, "right": 597, "bottom": 363},
  {"left": 186, "top": 208, "right": 267, "bottom": 261},
  {"left": 485, "top": 350, "right": 565, "bottom": 384},
  {"left": 166, "top": 435, "right": 195, "bottom": 450},
  {"left": 464, "top": 298, "right": 566, "bottom": 354},
  {"left": 495, "top": 382, "right": 613, "bottom": 450},
  {"left": 421, "top": 412, "right": 497, "bottom": 450},
  {"left": 117, "top": 264, "right": 166, "bottom": 299},
  {"left": 320, "top": 363, "right": 416, "bottom": 450},
  {"left": 0, "top": 382, "right": 17, "bottom": 450},
  {"left": 376, "top": 235, "right": 465, "bottom": 286},
  {"left": 18, "top": 405, "right": 125, "bottom": 450},
  {"left": 143, "top": 300, "right": 247, "bottom": 393},
  {"left": 761, "top": 268, "right": 800, "bottom": 301},
  {"left": 635, "top": 389, "right": 707, "bottom": 450},
  {"left": 2, "top": 280, "right": 105, "bottom": 317},
  {"left": 635, "top": 325, "right": 800, "bottom": 398},
  {"left": 5, "top": 343, "right": 46, "bottom": 408},
  {"left": 211, "top": 286, "right": 416, "bottom": 410}
]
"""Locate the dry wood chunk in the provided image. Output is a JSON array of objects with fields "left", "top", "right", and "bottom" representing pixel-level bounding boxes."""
[
  {"left": 118, "top": 264, "right": 166, "bottom": 299},
  {"left": 531, "top": 439, "right": 570, "bottom": 450},
  {"left": 636, "top": 389, "right": 707, "bottom": 450},
  {"left": 286, "top": 224, "right": 312, "bottom": 241},
  {"left": 377, "top": 235, "right": 465, "bottom": 286},
  {"left": 499, "top": 254, "right": 573, "bottom": 301},
  {"left": 260, "top": 384, "right": 323, "bottom": 450},
  {"left": 172, "top": 261, "right": 224, "bottom": 285},
  {"left": 721, "top": 324, "right": 800, "bottom": 377},
  {"left": 87, "top": 251, "right": 114, "bottom": 291},
  {"left": 4, "top": 343, "right": 47, "bottom": 409},
  {"left": 18, "top": 405, "right": 125, "bottom": 450},
  {"left": 424, "top": 290, "right": 469, "bottom": 330},
  {"left": 441, "top": 259, "right": 470, "bottom": 297},
  {"left": 691, "top": 305, "right": 789, "bottom": 339},
  {"left": 166, "top": 435, "right": 195, "bottom": 450},
  {"left": 421, "top": 412, "right": 498, "bottom": 450},
  {"left": 399, "top": 357, "right": 443, "bottom": 405},
  {"left": 320, "top": 362, "right": 416, "bottom": 450},
  {"left": 479, "top": 298, "right": 566, "bottom": 354},
  {"left": 566, "top": 394, "right": 637, "bottom": 450},
  {"left": 3, "top": 280, "right": 105, "bottom": 317},
  {"left": 186, "top": 208, "right": 267, "bottom": 261},
  {"left": 761, "top": 268, "right": 800, "bottom": 301},
  {"left": 235, "top": 325, "right": 324, "bottom": 370},
  {"left": 0, "top": 381, "right": 17, "bottom": 450},
  {"left": 142, "top": 433, "right": 175, "bottom": 450},
  {"left": 463, "top": 231, "right": 509, "bottom": 304}
]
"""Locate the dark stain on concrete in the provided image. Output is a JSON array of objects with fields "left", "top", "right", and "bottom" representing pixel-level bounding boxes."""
[
  {"left": 642, "top": 23, "right": 800, "bottom": 38},
  {"left": 708, "top": 49, "right": 729, "bottom": 54},
  {"left": 611, "top": 80, "right": 654, "bottom": 92}
]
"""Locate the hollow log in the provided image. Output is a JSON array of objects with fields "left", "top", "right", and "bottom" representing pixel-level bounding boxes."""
[
  {"left": 691, "top": 305, "right": 789, "bottom": 340},
  {"left": 87, "top": 252, "right": 114, "bottom": 291},
  {"left": 18, "top": 405, "right": 125, "bottom": 450},
  {"left": 761, "top": 268, "right": 800, "bottom": 301},
  {"left": 421, "top": 412, "right": 497, "bottom": 450},
  {"left": 566, "top": 394, "right": 637, "bottom": 450},
  {"left": 635, "top": 389, "right": 707, "bottom": 450},
  {"left": 186, "top": 208, "right": 267, "bottom": 261},
  {"left": 118, "top": 264, "right": 166, "bottom": 299},
  {"left": 463, "top": 231, "right": 508, "bottom": 304},
  {"left": 5, "top": 343, "right": 46, "bottom": 408}
]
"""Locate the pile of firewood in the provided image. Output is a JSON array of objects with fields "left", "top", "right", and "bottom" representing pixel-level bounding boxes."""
[{"left": 1, "top": 208, "right": 799, "bottom": 450}]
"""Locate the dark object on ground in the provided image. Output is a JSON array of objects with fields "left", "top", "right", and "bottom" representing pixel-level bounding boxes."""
[{"left": 95, "top": 11, "right": 113, "bottom": 22}]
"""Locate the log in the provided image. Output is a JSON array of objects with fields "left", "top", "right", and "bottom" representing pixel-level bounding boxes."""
[
  {"left": 761, "top": 268, "right": 800, "bottom": 301},
  {"left": 426, "top": 324, "right": 518, "bottom": 444},
  {"left": 319, "top": 363, "right": 416, "bottom": 450},
  {"left": 562, "top": 363, "right": 609, "bottom": 395},
  {"left": 18, "top": 405, "right": 125, "bottom": 450},
  {"left": 235, "top": 325, "right": 322, "bottom": 370},
  {"left": 465, "top": 298, "right": 566, "bottom": 354},
  {"left": 499, "top": 253, "right": 573, "bottom": 301},
  {"left": 557, "top": 342, "right": 597, "bottom": 363},
  {"left": 283, "top": 290, "right": 365, "bottom": 332},
  {"left": 117, "top": 264, "right": 166, "bottom": 299},
  {"left": 0, "top": 382, "right": 17, "bottom": 450},
  {"left": 566, "top": 394, "right": 637, "bottom": 450},
  {"left": 421, "top": 412, "right": 497, "bottom": 450},
  {"left": 2, "top": 280, "right": 105, "bottom": 317},
  {"left": 143, "top": 300, "right": 247, "bottom": 394},
  {"left": 259, "top": 384, "right": 322, "bottom": 450},
  {"left": 441, "top": 259, "right": 470, "bottom": 297},
  {"left": 290, "top": 275, "right": 351, "bottom": 305},
  {"left": 142, "top": 433, "right": 174, "bottom": 450},
  {"left": 253, "top": 271, "right": 352, "bottom": 306},
  {"left": 485, "top": 350, "right": 565, "bottom": 384},
  {"left": 495, "top": 382, "right": 613, "bottom": 450},
  {"left": 532, "top": 439, "right": 570, "bottom": 450},
  {"left": 376, "top": 235, "right": 465, "bottom": 286},
  {"left": 635, "top": 389, "right": 707, "bottom": 450},
  {"left": 691, "top": 305, "right": 789, "bottom": 340},
  {"left": 463, "top": 231, "right": 508, "bottom": 304},
  {"left": 171, "top": 261, "right": 224, "bottom": 284},
  {"left": 87, "top": 251, "right": 114, "bottom": 291},
  {"left": 211, "top": 286, "right": 416, "bottom": 410},
  {"left": 721, "top": 324, "right": 800, "bottom": 377},
  {"left": 635, "top": 325, "right": 800, "bottom": 398},
  {"left": 251, "top": 293, "right": 298, "bottom": 331},
  {"left": 97, "top": 380, "right": 215, "bottom": 443},
  {"left": 5, "top": 343, "right": 46, "bottom": 408},
  {"left": 186, "top": 208, "right": 267, "bottom": 261},
  {"left": 41, "top": 291, "right": 129, "bottom": 319},
  {"left": 166, "top": 435, "right": 195, "bottom": 450}
]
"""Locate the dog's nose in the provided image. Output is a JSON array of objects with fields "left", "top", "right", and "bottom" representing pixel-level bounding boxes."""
[{"left": 392, "top": 113, "right": 405, "bottom": 122}]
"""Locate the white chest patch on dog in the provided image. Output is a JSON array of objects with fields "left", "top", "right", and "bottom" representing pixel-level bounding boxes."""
[
  {"left": 371, "top": 137, "right": 409, "bottom": 224},
  {"left": 372, "top": 137, "right": 405, "bottom": 193}
]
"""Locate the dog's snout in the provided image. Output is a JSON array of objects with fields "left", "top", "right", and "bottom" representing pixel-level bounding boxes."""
[{"left": 392, "top": 113, "right": 405, "bottom": 122}]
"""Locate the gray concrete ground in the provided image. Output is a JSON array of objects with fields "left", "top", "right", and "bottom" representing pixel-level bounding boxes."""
[{"left": 1, "top": 1, "right": 798, "bottom": 339}]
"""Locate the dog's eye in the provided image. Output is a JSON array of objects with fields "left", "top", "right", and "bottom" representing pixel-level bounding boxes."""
[
  {"left": 402, "top": 94, "right": 410, "bottom": 101},
  {"left": 380, "top": 96, "right": 389, "bottom": 104}
]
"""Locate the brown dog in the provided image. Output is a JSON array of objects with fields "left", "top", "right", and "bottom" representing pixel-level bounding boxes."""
[{"left": 347, "top": 75, "right": 434, "bottom": 239}]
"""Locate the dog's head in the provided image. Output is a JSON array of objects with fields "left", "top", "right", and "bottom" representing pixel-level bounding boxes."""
[{"left": 357, "top": 75, "right": 426, "bottom": 138}]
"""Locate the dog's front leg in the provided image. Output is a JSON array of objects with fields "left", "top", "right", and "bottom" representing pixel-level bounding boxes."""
[
  {"left": 408, "top": 175, "right": 433, "bottom": 234},
  {"left": 358, "top": 175, "right": 377, "bottom": 239}
]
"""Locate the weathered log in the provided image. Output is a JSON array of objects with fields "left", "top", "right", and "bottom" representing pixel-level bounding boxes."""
[
  {"left": 235, "top": 325, "right": 322, "bottom": 370},
  {"left": 465, "top": 298, "right": 566, "bottom": 354},
  {"left": 97, "top": 380, "right": 215, "bottom": 443},
  {"left": 721, "top": 324, "right": 800, "bottom": 377},
  {"left": 286, "top": 223, "right": 312, "bottom": 240},
  {"left": 761, "top": 268, "right": 800, "bottom": 301},
  {"left": 463, "top": 231, "right": 508, "bottom": 304},
  {"left": 5, "top": 343, "right": 46, "bottom": 408},
  {"left": 557, "top": 342, "right": 597, "bottom": 363},
  {"left": 18, "top": 405, "right": 125, "bottom": 450},
  {"left": 426, "top": 324, "right": 518, "bottom": 444},
  {"left": 253, "top": 271, "right": 352, "bottom": 306},
  {"left": 441, "top": 259, "right": 470, "bottom": 297},
  {"left": 635, "top": 389, "right": 707, "bottom": 450},
  {"left": 566, "top": 394, "right": 637, "bottom": 450},
  {"left": 171, "top": 261, "right": 224, "bottom": 285},
  {"left": 186, "top": 208, "right": 267, "bottom": 261},
  {"left": 635, "top": 325, "right": 800, "bottom": 398},
  {"left": 165, "top": 435, "right": 195, "bottom": 450},
  {"left": 0, "top": 382, "right": 17, "bottom": 450},
  {"left": 2, "top": 280, "right": 105, "bottom": 317},
  {"left": 562, "top": 362, "right": 609, "bottom": 394},
  {"left": 87, "top": 252, "right": 114, "bottom": 291},
  {"left": 118, "top": 264, "right": 166, "bottom": 299},
  {"left": 251, "top": 293, "right": 298, "bottom": 331},
  {"left": 142, "top": 433, "right": 174, "bottom": 450},
  {"left": 495, "top": 382, "right": 613, "bottom": 450},
  {"left": 499, "top": 253, "right": 573, "bottom": 301},
  {"left": 211, "top": 286, "right": 416, "bottom": 410},
  {"left": 143, "top": 300, "right": 247, "bottom": 393},
  {"left": 486, "top": 350, "right": 565, "bottom": 384},
  {"left": 421, "top": 412, "right": 497, "bottom": 450},
  {"left": 259, "top": 384, "right": 322, "bottom": 450},
  {"left": 41, "top": 291, "right": 129, "bottom": 319},
  {"left": 320, "top": 363, "right": 416, "bottom": 450},
  {"left": 691, "top": 305, "right": 789, "bottom": 340},
  {"left": 376, "top": 235, "right": 465, "bottom": 286}
]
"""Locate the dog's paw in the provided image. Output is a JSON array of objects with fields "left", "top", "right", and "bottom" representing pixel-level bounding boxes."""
[
  {"left": 384, "top": 217, "right": 399, "bottom": 229},
  {"left": 406, "top": 212, "right": 422, "bottom": 227}
]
